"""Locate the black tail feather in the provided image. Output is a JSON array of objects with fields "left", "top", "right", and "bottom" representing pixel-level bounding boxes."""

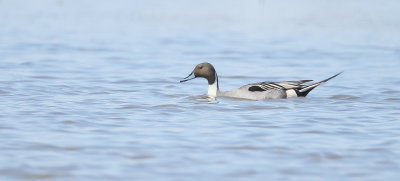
[
  {"left": 296, "top": 72, "right": 342, "bottom": 97},
  {"left": 296, "top": 87, "right": 316, "bottom": 97}
]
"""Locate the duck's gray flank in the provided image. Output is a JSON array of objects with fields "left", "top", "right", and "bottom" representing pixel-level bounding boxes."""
[{"left": 180, "top": 62, "right": 342, "bottom": 100}]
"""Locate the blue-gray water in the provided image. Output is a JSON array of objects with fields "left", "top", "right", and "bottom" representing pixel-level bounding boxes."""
[{"left": 1, "top": 0, "right": 400, "bottom": 180}]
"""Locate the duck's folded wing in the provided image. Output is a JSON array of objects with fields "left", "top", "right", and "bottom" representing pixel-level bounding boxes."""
[
  {"left": 246, "top": 82, "right": 286, "bottom": 92},
  {"left": 274, "top": 80, "right": 313, "bottom": 89},
  {"left": 246, "top": 80, "right": 313, "bottom": 92}
]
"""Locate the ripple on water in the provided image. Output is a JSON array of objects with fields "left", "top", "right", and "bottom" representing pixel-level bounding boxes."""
[
  {"left": 89, "top": 91, "right": 112, "bottom": 95},
  {"left": 238, "top": 105, "right": 290, "bottom": 110},
  {"left": 50, "top": 111, "right": 68, "bottom": 116},
  {"left": 329, "top": 94, "right": 360, "bottom": 100},
  {"left": 20, "top": 61, "right": 34, "bottom": 65},
  {"left": 0, "top": 169, "right": 72, "bottom": 180},
  {"left": 163, "top": 93, "right": 187, "bottom": 98},
  {"left": 118, "top": 105, "right": 144, "bottom": 109},
  {"left": 152, "top": 104, "right": 183, "bottom": 108},
  {"left": 29, "top": 76, "right": 59, "bottom": 80},
  {"left": 110, "top": 79, "right": 138, "bottom": 84},
  {"left": 151, "top": 104, "right": 185, "bottom": 114},
  {"left": 218, "top": 145, "right": 265, "bottom": 151},
  {"left": 334, "top": 85, "right": 357, "bottom": 90},
  {"left": 225, "top": 169, "right": 258, "bottom": 177},
  {"left": 384, "top": 98, "right": 400, "bottom": 101},
  {"left": 298, "top": 130, "right": 327, "bottom": 135},
  {"left": 381, "top": 90, "right": 400, "bottom": 94},
  {"left": 25, "top": 143, "right": 85, "bottom": 152},
  {"left": 0, "top": 90, "right": 8, "bottom": 94},
  {"left": 60, "top": 120, "right": 77, "bottom": 125},
  {"left": 123, "top": 154, "right": 155, "bottom": 161},
  {"left": 112, "top": 89, "right": 137, "bottom": 93},
  {"left": 306, "top": 152, "right": 346, "bottom": 162}
]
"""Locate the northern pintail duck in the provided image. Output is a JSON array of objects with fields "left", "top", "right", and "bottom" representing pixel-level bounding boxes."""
[{"left": 180, "top": 62, "right": 341, "bottom": 100}]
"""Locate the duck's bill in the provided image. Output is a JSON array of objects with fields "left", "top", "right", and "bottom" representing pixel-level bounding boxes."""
[{"left": 180, "top": 72, "right": 196, "bottom": 83}]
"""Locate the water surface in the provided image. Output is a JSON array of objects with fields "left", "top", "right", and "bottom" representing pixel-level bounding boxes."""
[{"left": 1, "top": 0, "right": 400, "bottom": 180}]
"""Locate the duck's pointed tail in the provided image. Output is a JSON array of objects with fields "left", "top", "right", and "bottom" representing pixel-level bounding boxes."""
[{"left": 296, "top": 72, "right": 342, "bottom": 97}]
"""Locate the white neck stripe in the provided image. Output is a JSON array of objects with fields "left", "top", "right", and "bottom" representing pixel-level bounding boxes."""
[{"left": 207, "top": 73, "right": 219, "bottom": 97}]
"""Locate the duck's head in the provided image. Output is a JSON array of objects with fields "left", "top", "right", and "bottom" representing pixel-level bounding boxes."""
[{"left": 180, "top": 62, "right": 217, "bottom": 84}]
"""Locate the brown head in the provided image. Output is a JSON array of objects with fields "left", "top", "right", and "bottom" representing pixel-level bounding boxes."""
[{"left": 180, "top": 62, "right": 217, "bottom": 85}]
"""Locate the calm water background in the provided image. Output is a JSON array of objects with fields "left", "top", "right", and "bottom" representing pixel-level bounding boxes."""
[{"left": 1, "top": 0, "right": 400, "bottom": 180}]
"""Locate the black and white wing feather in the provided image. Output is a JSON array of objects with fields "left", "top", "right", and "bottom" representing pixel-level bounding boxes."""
[{"left": 247, "top": 80, "right": 312, "bottom": 92}]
